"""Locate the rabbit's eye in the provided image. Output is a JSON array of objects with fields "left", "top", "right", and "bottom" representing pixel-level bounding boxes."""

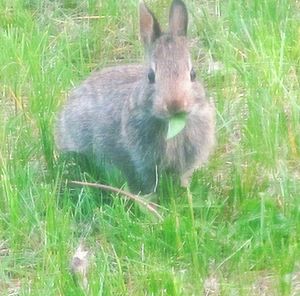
[
  {"left": 148, "top": 69, "right": 155, "bottom": 84},
  {"left": 190, "top": 68, "right": 196, "bottom": 82}
]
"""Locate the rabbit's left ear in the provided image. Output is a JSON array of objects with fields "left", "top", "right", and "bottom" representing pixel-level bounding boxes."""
[
  {"left": 169, "top": 0, "right": 188, "bottom": 36},
  {"left": 139, "top": 1, "right": 161, "bottom": 48}
]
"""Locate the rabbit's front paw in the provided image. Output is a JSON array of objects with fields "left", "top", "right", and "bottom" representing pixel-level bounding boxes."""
[{"left": 180, "top": 169, "right": 194, "bottom": 188}]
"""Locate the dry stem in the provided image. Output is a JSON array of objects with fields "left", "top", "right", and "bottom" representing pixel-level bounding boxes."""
[{"left": 68, "top": 180, "right": 163, "bottom": 221}]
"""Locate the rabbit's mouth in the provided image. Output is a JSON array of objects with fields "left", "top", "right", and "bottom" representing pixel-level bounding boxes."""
[{"left": 152, "top": 102, "right": 191, "bottom": 120}]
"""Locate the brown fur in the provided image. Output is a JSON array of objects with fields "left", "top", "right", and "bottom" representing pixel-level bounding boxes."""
[{"left": 55, "top": 0, "right": 215, "bottom": 194}]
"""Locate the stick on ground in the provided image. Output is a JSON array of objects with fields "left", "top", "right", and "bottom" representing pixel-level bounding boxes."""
[{"left": 68, "top": 180, "right": 163, "bottom": 221}]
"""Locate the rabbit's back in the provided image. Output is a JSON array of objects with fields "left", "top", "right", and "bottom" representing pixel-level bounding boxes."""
[{"left": 56, "top": 64, "right": 145, "bottom": 155}]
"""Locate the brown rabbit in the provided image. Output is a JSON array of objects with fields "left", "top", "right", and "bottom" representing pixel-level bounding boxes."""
[{"left": 55, "top": 0, "right": 215, "bottom": 195}]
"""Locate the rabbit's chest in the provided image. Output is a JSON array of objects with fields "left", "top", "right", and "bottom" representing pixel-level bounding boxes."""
[{"left": 163, "top": 136, "right": 196, "bottom": 172}]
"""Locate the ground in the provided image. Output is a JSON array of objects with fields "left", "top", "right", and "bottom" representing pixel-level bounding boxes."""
[{"left": 0, "top": 0, "right": 299, "bottom": 295}]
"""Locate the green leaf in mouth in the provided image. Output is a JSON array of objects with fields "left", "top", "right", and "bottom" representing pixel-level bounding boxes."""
[{"left": 166, "top": 113, "right": 187, "bottom": 140}]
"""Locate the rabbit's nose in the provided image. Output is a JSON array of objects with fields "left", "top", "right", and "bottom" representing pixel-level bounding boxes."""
[{"left": 167, "top": 99, "right": 189, "bottom": 115}]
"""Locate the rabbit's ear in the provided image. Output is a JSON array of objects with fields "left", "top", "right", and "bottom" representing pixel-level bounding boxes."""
[
  {"left": 169, "top": 0, "right": 188, "bottom": 36},
  {"left": 139, "top": 1, "right": 161, "bottom": 47}
]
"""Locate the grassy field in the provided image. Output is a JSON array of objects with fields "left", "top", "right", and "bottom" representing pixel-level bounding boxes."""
[{"left": 0, "top": 0, "right": 300, "bottom": 295}]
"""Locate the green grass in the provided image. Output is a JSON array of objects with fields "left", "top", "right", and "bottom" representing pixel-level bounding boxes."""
[{"left": 0, "top": 0, "right": 300, "bottom": 295}]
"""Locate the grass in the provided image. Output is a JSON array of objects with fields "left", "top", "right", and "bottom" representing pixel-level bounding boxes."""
[{"left": 0, "top": 0, "right": 300, "bottom": 295}]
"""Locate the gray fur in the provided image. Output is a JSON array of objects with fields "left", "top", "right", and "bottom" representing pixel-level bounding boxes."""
[{"left": 55, "top": 0, "right": 215, "bottom": 194}]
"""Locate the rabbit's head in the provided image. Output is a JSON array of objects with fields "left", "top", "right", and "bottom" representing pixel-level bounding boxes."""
[{"left": 140, "top": 0, "right": 197, "bottom": 119}]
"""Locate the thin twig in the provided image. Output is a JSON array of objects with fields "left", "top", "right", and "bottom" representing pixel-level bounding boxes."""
[
  {"left": 216, "top": 238, "right": 253, "bottom": 270},
  {"left": 8, "top": 87, "right": 33, "bottom": 123},
  {"left": 54, "top": 16, "right": 104, "bottom": 24},
  {"left": 74, "top": 16, "right": 104, "bottom": 20},
  {"left": 68, "top": 180, "right": 163, "bottom": 221}
]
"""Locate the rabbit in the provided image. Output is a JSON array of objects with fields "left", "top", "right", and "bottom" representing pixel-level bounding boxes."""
[{"left": 55, "top": 0, "right": 215, "bottom": 195}]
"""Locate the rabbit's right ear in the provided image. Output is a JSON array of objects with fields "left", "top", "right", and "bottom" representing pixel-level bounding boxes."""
[
  {"left": 169, "top": 0, "right": 188, "bottom": 36},
  {"left": 139, "top": 1, "right": 161, "bottom": 48}
]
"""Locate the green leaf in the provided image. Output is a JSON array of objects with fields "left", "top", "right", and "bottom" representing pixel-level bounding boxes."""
[{"left": 166, "top": 113, "right": 187, "bottom": 140}]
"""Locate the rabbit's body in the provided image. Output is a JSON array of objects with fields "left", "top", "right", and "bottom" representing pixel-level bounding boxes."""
[{"left": 56, "top": 1, "right": 215, "bottom": 194}]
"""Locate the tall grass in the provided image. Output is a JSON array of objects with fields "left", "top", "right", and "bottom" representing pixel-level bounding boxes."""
[{"left": 0, "top": 0, "right": 299, "bottom": 295}]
